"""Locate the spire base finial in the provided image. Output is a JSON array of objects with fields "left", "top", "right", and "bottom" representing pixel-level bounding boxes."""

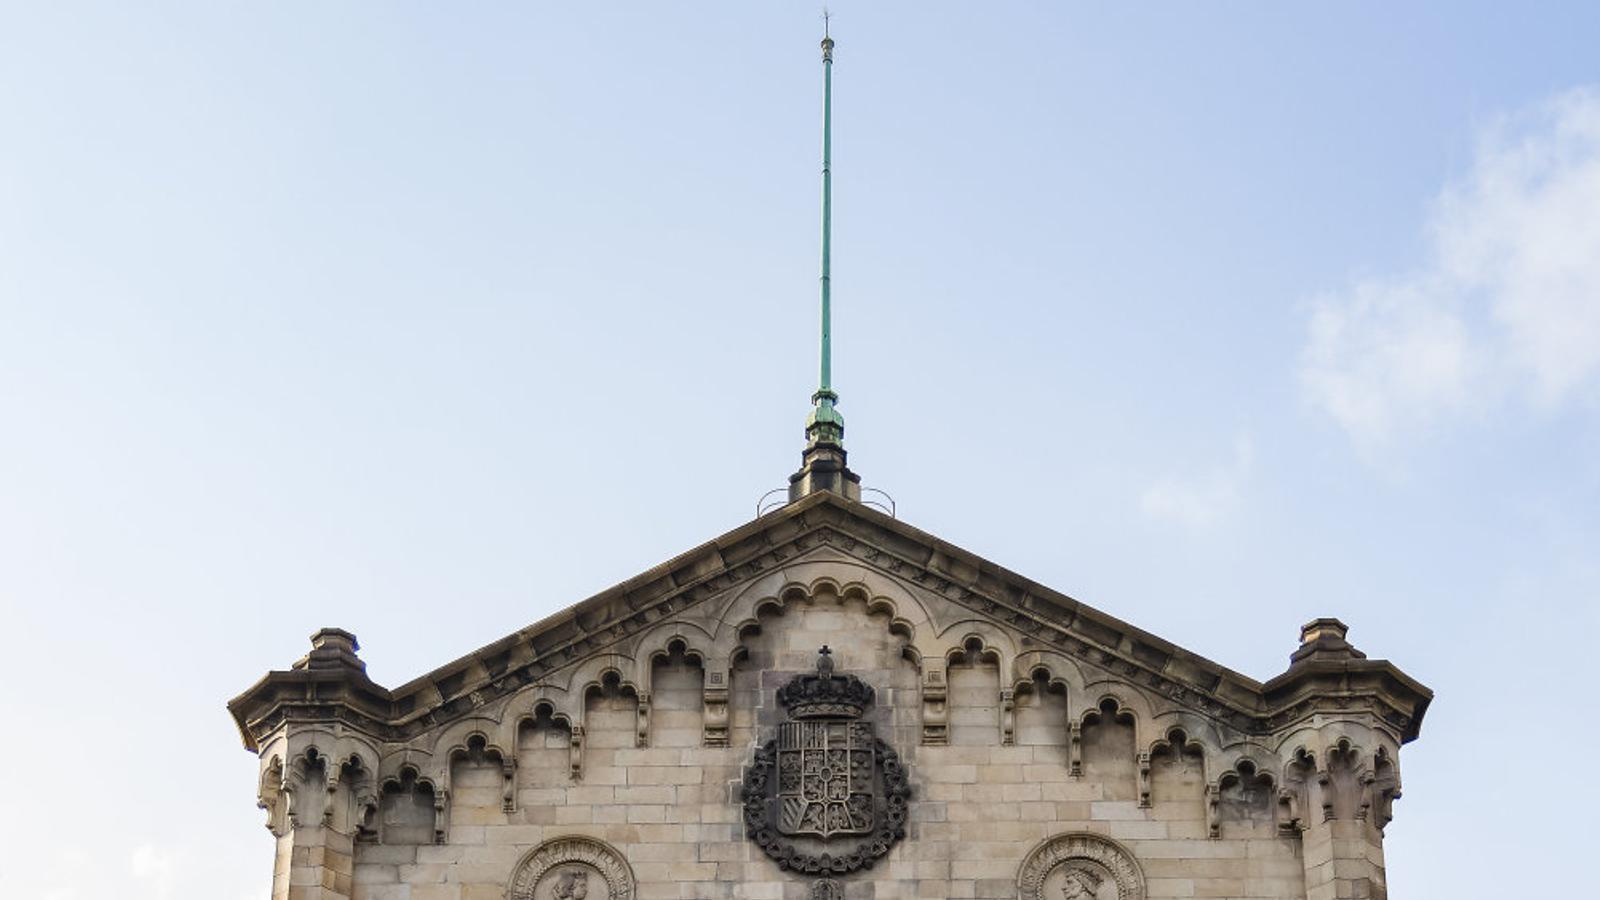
[{"left": 788, "top": 442, "right": 861, "bottom": 503}]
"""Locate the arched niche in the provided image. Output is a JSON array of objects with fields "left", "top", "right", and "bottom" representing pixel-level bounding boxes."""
[
  {"left": 946, "top": 635, "right": 1004, "bottom": 746},
  {"left": 1080, "top": 697, "right": 1138, "bottom": 801},
  {"left": 1146, "top": 727, "right": 1206, "bottom": 816},
  {"left": 1214, "top": 757, "right": 1276, "bottom": 838},
  {"left": 645, "top": 638, "right": 705, "bottom": 748},
  {"left": 378, "top": 765, "right": 441, "bottom": 845},
  {"left": 446, "top": 733, "right": 513, "bottom": 824},
  {"left": 1013, "top": 665, "right": 1071, "bottom": 750}
]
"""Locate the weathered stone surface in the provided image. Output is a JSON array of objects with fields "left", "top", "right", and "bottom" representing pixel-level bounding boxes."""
[{"left": 232, "top": 493, "right": 1430, "bottom": 900}]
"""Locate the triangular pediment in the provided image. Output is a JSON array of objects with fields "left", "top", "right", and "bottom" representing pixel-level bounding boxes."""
[{"left": 228, "top": 491, "right": 1430, "bottom": 752}]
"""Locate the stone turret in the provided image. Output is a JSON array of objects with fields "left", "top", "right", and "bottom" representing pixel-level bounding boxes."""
[
  {"left": 1262, "top": 619, "right": 1427, "bottom": 900},
  {"left": 236, "top": 630, "right": 388, "bottom": 900}
]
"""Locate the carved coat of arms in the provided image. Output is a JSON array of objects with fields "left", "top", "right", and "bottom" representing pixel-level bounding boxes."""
[{"left": 742, "top": 647, "right": 909, "bottom": 875}]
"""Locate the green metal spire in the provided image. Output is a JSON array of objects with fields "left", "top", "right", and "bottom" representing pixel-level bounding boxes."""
[
  {"left": 806, "top": 18, "right": 845, "bottom": 448},
  {"left": 787, "top": 17, "right": 861, "bottom": 504}
]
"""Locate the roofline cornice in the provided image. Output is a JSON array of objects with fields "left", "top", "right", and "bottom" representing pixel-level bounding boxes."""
[{"left": 228, "top": 492, "right": 1432, "bottom": 751}]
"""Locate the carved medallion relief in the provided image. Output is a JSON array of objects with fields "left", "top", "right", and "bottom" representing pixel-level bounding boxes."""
[
  {"left": 508, "top": 836, "right": 635, "bottom": 900},
  {"left": 1018, "top": 834, "right": 1144, "bottom": 900}
]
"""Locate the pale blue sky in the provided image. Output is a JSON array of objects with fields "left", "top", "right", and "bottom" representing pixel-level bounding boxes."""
[{"left": 2, "top": 3, "right": 1597, "bottom": 898}]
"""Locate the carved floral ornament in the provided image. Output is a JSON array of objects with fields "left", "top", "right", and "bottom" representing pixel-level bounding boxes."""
[
  {"left": 811, "top": 880, "right": 843, "bottom": 900},
  {"left": 741, "top": 647, "right": 911, "bottom": 876},
  {"left": 1017, "top": 833, "right": 1145, "bottom": 900},
  {"left": 508, "top": 836, "right": 636, "bottom": 900}
]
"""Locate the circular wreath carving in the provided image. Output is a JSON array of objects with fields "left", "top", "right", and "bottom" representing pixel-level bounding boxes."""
[
  {"left": 741, "top": 736, "right": 910, "bottom": 875},
  {"left": 1017, "top": 833, "right": 1144, "bottom": 900},
  {"left": 507, "top": 835, "right": 636, "bottom": 900}
]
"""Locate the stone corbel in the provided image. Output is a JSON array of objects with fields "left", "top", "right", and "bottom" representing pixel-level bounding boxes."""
[
  {"left": 354, "top": 785, "right": 380, "bottom": 843},
  {"left": 1136, "top": 751, "right": 1152, "bottom": 808},
  {"left": 920, "top": 669, "right": 948, "bottom": 746},
  {"left": 284, "top": 780, "right": 303, "bottom": 831},
  {"left": 432, "top": 789, "right": 448, "bottom": 844},
  {"left": 1376, "top": 785, "right": 1398, "bottom": 831},
  {"left": 258, "top": 759, "right": 288, "bottom": 837},
  {"left": 258, "top": 800, "right": 285, "bottom": 837},
  {"left": 1068, "top": 721, "right": 1083, "bottom": 777},
  {"left": 1205, "top": 781, "right": 1221, "bottom": 839},
  {"left": 501, "top": 758, "right": 517, "bottom": 813},
  {"left": 1316, "top": 771, "right": 1334, "bottom": 822},
  {"left": 1277, "top": 786, "right": 1303, "bottom": 834},
  {"left": 322, "top": 766, "right": 340, "bottom": 826},
  {"left": 569, "top": 724, "right": 585, "bottom": 779},
  {"left": 636, "top": 691, "right": 652, "bottom": 748},
  {"left": 703, "top": 671, "right": 730, "bottom": 748},
  {"left": 1357, "top": 770, "right": 1375, "bottom": 822},
  {"left": 999, "top": 687, "right": 1016, "bottom": 746}
]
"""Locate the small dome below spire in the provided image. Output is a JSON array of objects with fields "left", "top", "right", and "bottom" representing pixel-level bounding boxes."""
[{"left": 805, "top": 388, "right": 845, "bottom": 446}]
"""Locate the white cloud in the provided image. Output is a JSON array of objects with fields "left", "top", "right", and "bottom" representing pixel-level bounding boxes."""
[
  {"left": 1302, "top": 87, "right": 1600, "bottom": 452},
  {"left": 1140, "top": 434, "right": 1255, "bottom": 528},
  {"left": 131, "top": 844, "right": 179, "bottom": 899}
]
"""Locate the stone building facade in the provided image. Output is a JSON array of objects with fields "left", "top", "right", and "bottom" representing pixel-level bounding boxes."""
[{"left": 229, "top": 490, "right": 1431, "bottom": 900}]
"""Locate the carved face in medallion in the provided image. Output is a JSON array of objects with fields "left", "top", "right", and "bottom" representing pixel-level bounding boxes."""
[
  {"left": 1019, "top": 834, "right": 1143, "bottom": 900},
  {"left": 544, "top": 866, "right": 593, "bottom": 900},
  {"left": 1045, "top": 863, "right": 1113, "bottom": 900}
]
